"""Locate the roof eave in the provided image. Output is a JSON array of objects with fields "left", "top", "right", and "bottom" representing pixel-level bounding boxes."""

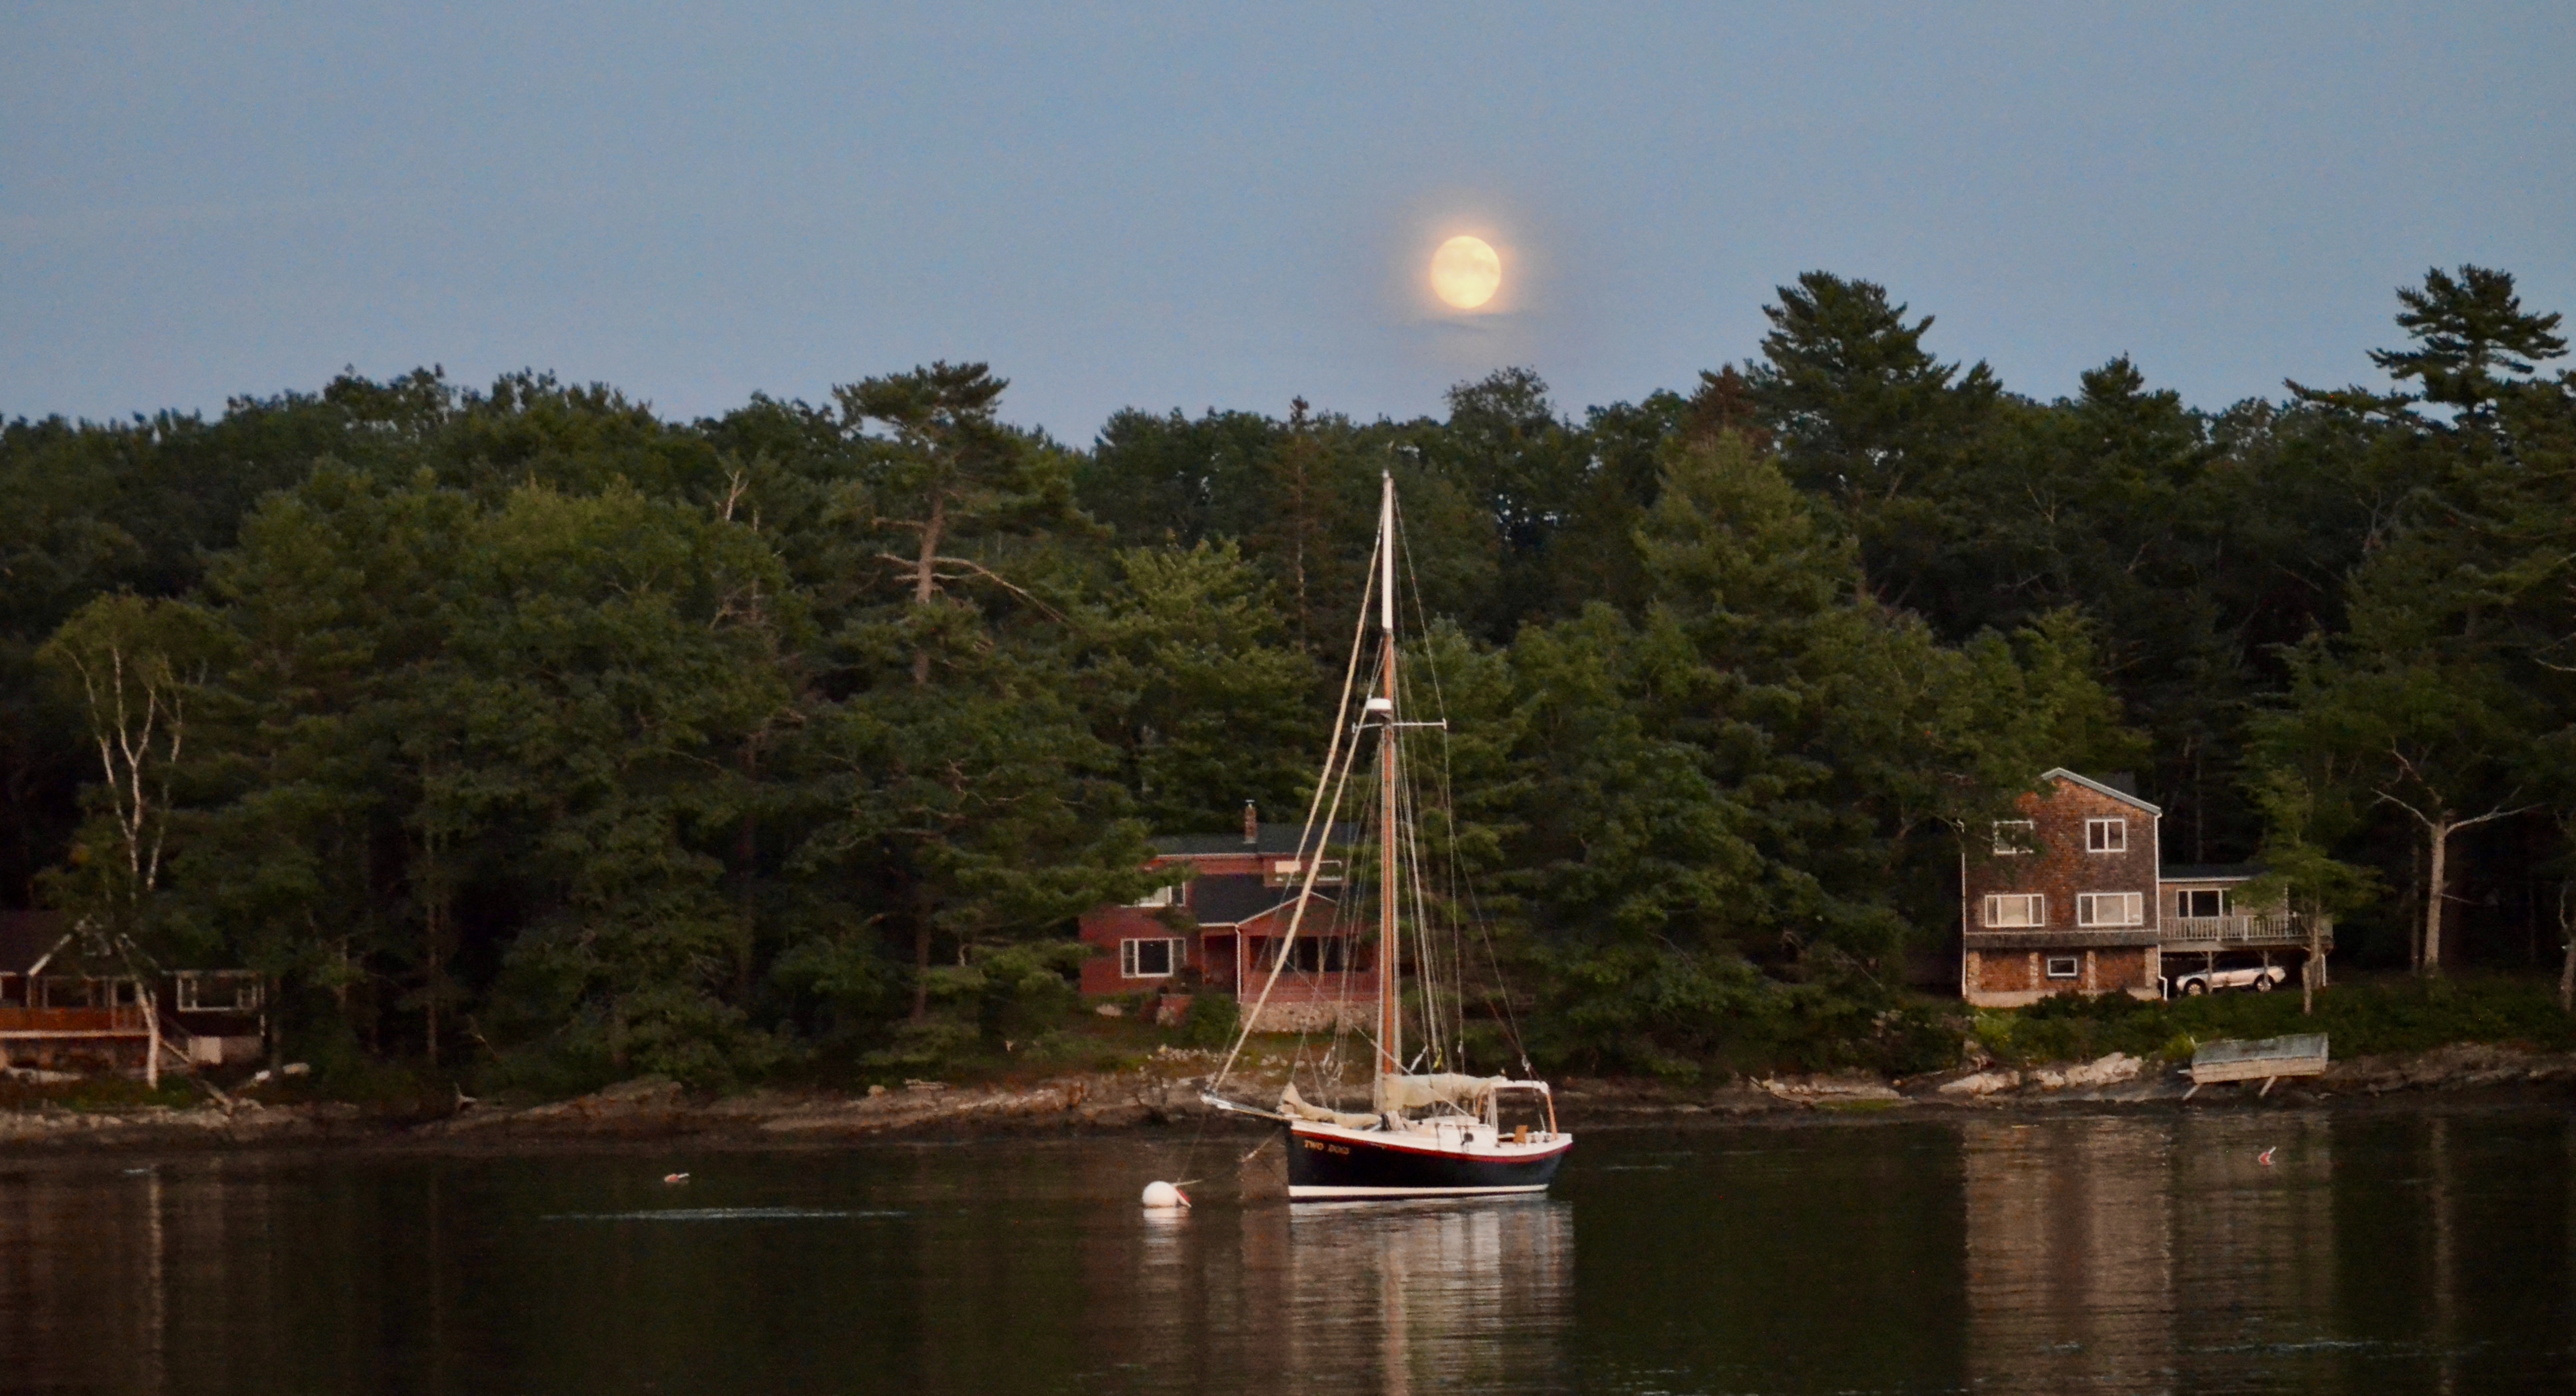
[{"left": 2040, "top": 767, "right": 2162, "bottom": 815}]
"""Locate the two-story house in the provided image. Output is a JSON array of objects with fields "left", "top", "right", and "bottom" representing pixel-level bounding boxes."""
[
  {"left": 1961, "top": 770, "right": 2165, "bottom": 1007},
  {"left": 1960, "top": 771, "right": 2334, "bottom": 1007}
]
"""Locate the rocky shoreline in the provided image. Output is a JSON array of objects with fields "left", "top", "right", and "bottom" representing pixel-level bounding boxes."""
[{"left": 3, "top": 1042, "right": 2572, "bottom": 1155}]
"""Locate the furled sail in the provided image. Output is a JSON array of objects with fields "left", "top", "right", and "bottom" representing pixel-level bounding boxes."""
[
  {"left": 1280, "top": 1082, "right": 1381, "bottom": 1130},
  {"left": 1378, "top": 1073, "right": 1504, "bottom": 1114}
]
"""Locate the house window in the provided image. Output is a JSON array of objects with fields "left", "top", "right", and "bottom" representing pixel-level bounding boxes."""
[
  {"left": 1983, "top": 894, "right": 2045, "bottom": 928},
  {"left": 2086, "top": 818, "right": 2127, "bottom": 853},
  {"left": 1267, "top": 858, "right": 1346, "bottom": 887},
  {"left": 2076, "top": 892, "right": 2143, "bottom": 927},
  {"left": 1129, "top": 885, "right": 1178, "bottom": 908},
  {"left": 1258, "top": 938, "right": 1349, "bottom": 973},
  {"left": 2175, "top": 888, "right": 2229, "bottom": 919},
  {"left": 1120, "top": 938, "right": 1183, "bottom": 978},
  {"left": 175, "top": 972, "right": 262, "bottom": 1013},
  {"left": 2045, "top": 956, "right": 2081, "bottom": 979},
  {"left": 1992, "top": 821, "right": 2037, "bottom": 855}
]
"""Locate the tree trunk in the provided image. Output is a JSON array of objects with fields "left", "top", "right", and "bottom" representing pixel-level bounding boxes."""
[
  {"left": 734, "top": 744, "right": 760, "bottom": 1004},
  {"left": 2423, "top": 819, "right": 2451, "bottom": 978},
  {"left": 910, "top": 490, "right": 948, "bottom": 688},
  {"left": 2560, "top": 885, "right": 2574, "bottom": 1014},
  {"left": 2407, "top": 838, "right": 2427, "bottom": 973},
  {"left": 909, "top": 881, "right": 935, "bottom": 1021},
  {"left": 910, "top": 918, "right": 932, "bottom": 1021},
  {"left": 425, "top": 896, "right": 441, "bottom": 1069},
  {"left": 2302, "top": 914, "right": 2318, "bottom": 1016}
]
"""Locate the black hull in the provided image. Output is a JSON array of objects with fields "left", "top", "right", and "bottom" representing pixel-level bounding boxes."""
[{"left": 1286, "top": 1123, "right": 1570, "bottom": 1199}]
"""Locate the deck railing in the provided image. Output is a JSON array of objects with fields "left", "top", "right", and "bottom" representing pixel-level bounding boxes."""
[
  {"left": 0, "top": 1004, "right": 149, "bottom": 1036},
  {"left": 2161, "top": 913, "right": 2329, "bottom": 946}
]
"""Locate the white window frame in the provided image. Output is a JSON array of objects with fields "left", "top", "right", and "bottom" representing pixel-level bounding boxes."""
[
  {"left": 2086, "top": 817, "right": 2127, "bottom": 853},
  {"left": 1267, "top": 858, "right": 1346, "bottom": 887},
  {"left": 1992, "top": 820, "right": 2037, "bottom": 855},
  {"left": 2076, "top": 892, "right": 2143, "bottom": 927},
  {"left": 2044, "top": 956, "right": 2081, "bottom": 979},
  {"left": 1119, "top": 937, "right": 1183, "bottom": 979},
  {"left": 1129, "top": 885, "right": 1177, "bottom": 908},
  {"left": 174, "top": 971, "right": 262, "bottom": 1013},
  {"left": 2175, "top": 888, "right": 2230, "bottom": 919},
  {"left": 1983, "top": 893, "right": 2046, "bottom": 928}
]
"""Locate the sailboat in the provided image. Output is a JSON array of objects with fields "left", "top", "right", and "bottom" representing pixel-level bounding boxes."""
[{"left": 1201, "top": 472, "right": 1572, "bottom": 1201}]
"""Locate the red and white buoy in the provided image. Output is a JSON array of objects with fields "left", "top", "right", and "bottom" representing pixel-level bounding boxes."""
[{"left": 1140, "top": 1180, "right": 1190, "bottom": 1209}]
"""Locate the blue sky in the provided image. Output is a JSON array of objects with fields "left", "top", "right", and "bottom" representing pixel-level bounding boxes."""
[{"left": 5, "top": 3, "right": 2570, "bottom": 439}]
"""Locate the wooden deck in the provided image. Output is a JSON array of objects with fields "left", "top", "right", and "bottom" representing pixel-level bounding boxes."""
[
  {"left": 2160, "top": 913, "right": 2331, "bottom": 949},
  {"left": 0, "top": 1005, "right": 150, "bottom": 1039}
]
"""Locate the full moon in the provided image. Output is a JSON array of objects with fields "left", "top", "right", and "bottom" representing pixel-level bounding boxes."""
[{"left": 1430, "top": 235, "right": 1502, "bottom": 310}]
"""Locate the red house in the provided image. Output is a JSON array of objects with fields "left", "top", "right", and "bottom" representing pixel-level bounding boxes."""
[{"left": 1077, "top": 810, "right": 1372, "bottom": 1032}]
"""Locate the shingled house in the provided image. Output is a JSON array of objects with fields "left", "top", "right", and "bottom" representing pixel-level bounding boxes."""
[
  {"left": 1962, "top": 770, "right": 2166, "bottom": 1007},
  {"left": 1960, "top": 771, "right": 2332, "bottom": 1007},
  {"left": 1076, "top": 809, "right": 1369, "bottom": 1031}
]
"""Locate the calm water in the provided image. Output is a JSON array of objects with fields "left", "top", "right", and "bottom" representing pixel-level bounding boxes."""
[{"left": 3, "top": 1106, "right": 2573, "bottom": 1394}]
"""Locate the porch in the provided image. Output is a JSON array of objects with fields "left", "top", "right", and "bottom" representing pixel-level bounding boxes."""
[{"left": 2159, "top": 913, "right": 2333, "bottom": 950}]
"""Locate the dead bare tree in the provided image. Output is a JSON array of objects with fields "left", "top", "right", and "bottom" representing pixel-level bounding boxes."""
[{"left": 2376, "top": 777, "right": 2533, "bottom": 978}]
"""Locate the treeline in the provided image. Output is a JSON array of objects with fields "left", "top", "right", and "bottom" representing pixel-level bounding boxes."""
[{"left": 2, "top": 267, "right": 2569, "bottom": 1084}]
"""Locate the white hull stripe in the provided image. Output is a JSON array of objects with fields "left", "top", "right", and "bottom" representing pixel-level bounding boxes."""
[{"left": 1288, "top": 1184, "right": 1552, "bottom": 1200}]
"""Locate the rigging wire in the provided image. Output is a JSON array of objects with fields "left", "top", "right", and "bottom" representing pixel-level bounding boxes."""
[
  {"left": 1395, "top": 503, "right": 1532, "bottom": 1074},
  {"left": 1207, "top": 522, "right": 1379, "bottom": 1100}
]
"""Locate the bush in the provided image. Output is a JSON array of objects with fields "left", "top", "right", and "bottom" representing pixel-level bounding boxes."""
[
  {"left": 1178, "top": 992, "right": 1239, "bottom": 1048},
  {"left": 1968, "top": 973, "right": 2576, "bottom": 1068}
]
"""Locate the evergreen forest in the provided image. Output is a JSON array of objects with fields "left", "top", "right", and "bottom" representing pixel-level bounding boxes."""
[{"left": 5, "top": 266, "right": 2573, "bottom": 1088}]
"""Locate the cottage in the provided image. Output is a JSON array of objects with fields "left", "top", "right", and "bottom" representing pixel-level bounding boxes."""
[
  {"left": 1076, "top": 808, "right": 1372, "bottom": 1031},
  {"left": 0, "top": 911, "right": 267, "bottom": 1073},
  {"left": 1958, "top": 772, "right": 2333, "bottom": 1007}
]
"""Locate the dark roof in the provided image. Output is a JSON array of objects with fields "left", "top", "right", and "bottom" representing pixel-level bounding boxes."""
[
  {"left": 2042, "top": 768, "right": 2162, "bottom": 815},
  {"left": 1186, "top": 874, "right": 1338, "bottom": 927},
  {"left": 1153, "top": 822, "right": 1359, "bottom": 857},
  {"left": 0, "top": 911, "right": 66, "bottom": 975},
  {"left": 2161, "top": 863, "right": 2266, "bottom": 883}
]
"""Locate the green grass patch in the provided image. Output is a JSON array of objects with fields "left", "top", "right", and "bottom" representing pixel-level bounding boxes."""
[
  {"left": 0, "top": 1077, "right": 202, "bottom": 1112},
  {"left": 1977, "top": 972, "right": 2576, "bottom": 1067}
]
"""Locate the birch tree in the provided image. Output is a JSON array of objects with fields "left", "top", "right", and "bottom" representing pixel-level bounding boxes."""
[{"left": 36, "top": 594, "right": 233, "bottom": 1081}]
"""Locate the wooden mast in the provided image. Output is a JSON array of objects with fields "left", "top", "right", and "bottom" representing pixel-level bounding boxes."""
[{"left": 1375, "top": 471, "right": 1401, "bottom": 1108}]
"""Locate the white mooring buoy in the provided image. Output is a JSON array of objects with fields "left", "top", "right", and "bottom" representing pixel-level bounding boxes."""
[{"left": 1141, "top": 1180, "right": 1190, "bottom": 1209}]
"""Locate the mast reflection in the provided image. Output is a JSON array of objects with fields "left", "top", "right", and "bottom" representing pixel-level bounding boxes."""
[{"left": 1283, "top": 1199, "right": 1573, "bottom": 1394}]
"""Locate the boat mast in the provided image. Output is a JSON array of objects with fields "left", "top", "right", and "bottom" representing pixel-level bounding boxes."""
[{"left": 1376, "top": 471, "right": 1400, "bottom": 1110}]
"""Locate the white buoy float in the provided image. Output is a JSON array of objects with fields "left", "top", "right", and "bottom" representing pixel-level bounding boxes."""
[{"left": 1141, "top": 1180, "right": 1190, "bottom": 1209}]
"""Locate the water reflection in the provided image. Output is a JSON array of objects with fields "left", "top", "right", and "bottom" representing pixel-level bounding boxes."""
[
  {"left": 1, "top": 1115, "right": 2572, "bottom": 1394},
  {"left": 1280, "top": 1200, "right": 1572, "bottom": 1394},
  {"left": 1964, "top": 1112, "right": 2338, "bottom": 1391},
  {"left": 1087, "top": 1174, "right": 1572, "bottom": 1393}
]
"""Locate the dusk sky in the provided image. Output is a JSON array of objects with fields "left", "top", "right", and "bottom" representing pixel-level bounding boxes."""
[{"left": 7, "top": 3, "right": 2571, "bottom": 438}]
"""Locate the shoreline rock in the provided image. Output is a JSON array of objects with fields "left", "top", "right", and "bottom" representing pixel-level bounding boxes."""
[{"left": 2, "top": 1043, "right": 2572, "bottom": 1154}]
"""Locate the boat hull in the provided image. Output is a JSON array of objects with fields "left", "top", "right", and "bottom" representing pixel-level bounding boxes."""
[{"left": 1285, "top": 1120, "right": 1572, "bottom": 1200}]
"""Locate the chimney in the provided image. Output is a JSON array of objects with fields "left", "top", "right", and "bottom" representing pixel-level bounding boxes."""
[{"left": 1243, "top": 801, "right": 1259, "bottom": 846}]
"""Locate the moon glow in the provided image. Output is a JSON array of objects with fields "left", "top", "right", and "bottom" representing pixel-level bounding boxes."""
[{"left": 1430, "top": 235, "right": 1502, "bottom": 310}]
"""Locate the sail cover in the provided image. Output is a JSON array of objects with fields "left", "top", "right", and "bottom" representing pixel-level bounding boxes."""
[
  {"left": 1378, "top": 1073, "right": 1506, "bottom": 1113},
  {"left": 1280, "top": 1083, "right": 1380, "bottom": 1130}
]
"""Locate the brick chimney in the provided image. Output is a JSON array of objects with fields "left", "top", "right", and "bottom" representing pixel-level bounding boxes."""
[{"left": 1243, "top": 801, "right": 1258, "bottom": 846}]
